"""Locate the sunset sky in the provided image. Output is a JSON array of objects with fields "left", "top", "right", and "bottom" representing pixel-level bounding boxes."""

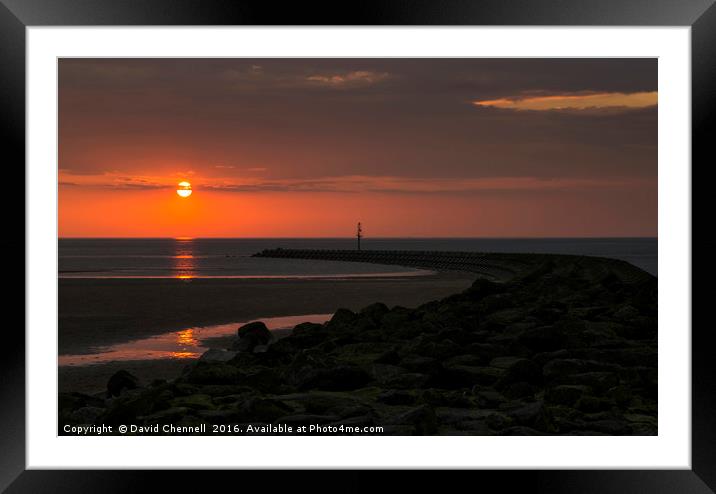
[{"left": 59, "top": 58, "right": 657, "bottom": 238}]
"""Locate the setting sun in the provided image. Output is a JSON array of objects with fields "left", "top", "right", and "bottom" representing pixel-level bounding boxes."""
[{"left": 176, "top": 181, "right": 192, "bottom": 198}]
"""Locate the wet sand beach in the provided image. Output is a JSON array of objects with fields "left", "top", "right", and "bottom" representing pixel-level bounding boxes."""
[{"left": 59, "top": 271, "right": 476, "bottom": 393}]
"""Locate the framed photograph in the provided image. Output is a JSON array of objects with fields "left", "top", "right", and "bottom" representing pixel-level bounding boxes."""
[{"left": 6, "top": 0, "right": 713, "bottom": 490}]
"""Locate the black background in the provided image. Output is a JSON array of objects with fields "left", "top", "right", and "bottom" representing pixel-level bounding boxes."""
[{"left": 2, "top": 0, "right": 714, "bottom": 492}]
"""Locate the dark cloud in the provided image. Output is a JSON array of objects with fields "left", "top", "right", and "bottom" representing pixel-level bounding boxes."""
[
  {"left": 190, "top": 175, "right": 653, "bottom": 196},
  {"left": 58, "top": 58, "right": 656, "bottom": 184}
]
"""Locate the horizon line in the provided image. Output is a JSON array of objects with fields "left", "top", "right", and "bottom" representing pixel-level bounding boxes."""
[{"left": 57, "top": 235, "right": 658, "bottom": 240}]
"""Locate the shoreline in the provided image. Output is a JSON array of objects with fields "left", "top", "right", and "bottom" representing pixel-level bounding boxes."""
[
  {"left": 60, "top": 270, "right": 476, "bottom": 355},
  {"left": 58, "top": 326, "right": 299, "bottom": 394},
  {"left": 59, "top": 269, "right": 477, "bottom": 393},
  {"left": 59, "top": 316, "right": 323, "bottom": 366},
  {"left": 58, "top": 270, "right": 435, "bottom": 280}
]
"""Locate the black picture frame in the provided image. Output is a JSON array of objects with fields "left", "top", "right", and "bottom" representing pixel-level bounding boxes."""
[{"left": 3, "top": 0, "right": 713, "bottom": 491}]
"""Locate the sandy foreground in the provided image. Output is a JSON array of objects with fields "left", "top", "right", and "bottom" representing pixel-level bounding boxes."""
[{"left": 59, "top": 271, "right": 476, "bottom": 393}]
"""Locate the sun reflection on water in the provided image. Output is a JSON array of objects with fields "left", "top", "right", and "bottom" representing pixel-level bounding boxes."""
[
  {"left": 173, "top": 238, "right": 196, "bottom": 279},
  {"left": 171, "top": 328, "right": 200, "bottom": 359},
  {"left": 170, "top": 351, "right": 200, "bottom": 359},
  {"left": 176, "top": 328, "right": 198, "bottom": 346},
  {"left": 58, "top": 314, "right": 333, "bottom": 366}
]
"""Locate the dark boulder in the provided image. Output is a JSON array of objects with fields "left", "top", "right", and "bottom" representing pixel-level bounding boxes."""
[
  {"left": 529, "top": 302, "right": 568, "bottom": 324},
  {"left": 199, "top": 349, "right": 238, "bottom": 363},
  {"left": 169, "top": 393, "right": 215, "bottom": 411},
  {"left": 238, "top": 321, "right": 272, "bottom": 342},
  {"left": 466, "top": 278, "right": 504, "bottom": 300},
  {"left": 463, "top": 343, "right": 506, "bottom": 363},
  {"left": 273, "top": 414, "right": 340, "bottom": 428},
  {"left": 234, "top": 321, "right": 272, "bottom": 352},
  {"left": 278, "top": 323, "right": 328, "bottom": 350},
  {"left": 399, "top": 355, "right": 441, "bottom": 374},
  {"left": 360, "top": 302, "right": 390, "bottom": 323},
  {"left": 107, "top": 370, "right": 139, "bottom": 398},
  {"left": 475, "top": 293, "right": 515, "bottom": 316},
  {"left": 103, "top": 387, "right": 171, "bottom": 426},
  {"left": 383, "top": 372, "right": 430, "bottom": 390},
  {"left": 475, "top": 389, "right": 506, "bottom": 408},
  {"left": 545, "top": 385, "right": 589, "bottom": 407},
  {"left": 291, "top": 322, "right": 324, "bottom": 336},
  {"left": 185, "top": 362, "right": 243, "bottom": 385},
  {"left": 432, "top": 365, "right": 503, "bottom": 389},
  {"left": 579, "top": 419, "right": 632, "bottom": 435},
  {"left": 369, "top": 363, "right": 408, "bottom": 384},
  {"left": 380, "top": 307, "right": 412, "bottom": 330},
  {"left": 445, "top": 354, "right": 486, "bottom": 367},
  {"left": 59, "top": 392, "right": 105, "bottom": 413},
  {"left": 542, "top": 359, "right": 619, "bottom": 381},
  {"left": 386, "top": 405, "right": 438, "bottom": 435},
  {"left": 506, "top": 401, "right": 552, "bottom": 432},
  {"left": 407, "top": 339, "right": 461, "bottom": 360},
  {"left": 503, "top": 382, "right": 535, "bottom": 400},
  {"left": 235, "top": 397, "right": 294, "bottom": 422},
  {"left": 499, "top": 426, "right": 544, "bottom": 436},
  {"left": 67, "top": 406, "right": 104, "bottom": 425},
  {"left": 576, "top": 395, "right": 613, "bottom": 413},
  {"left": 297, "top": 365, "right": 372, "bottom": 391},
  {"left": 436, "top": 328, "right": 480, "bottom": 345},
  {"left": 139, "top": 407, "right": 190, "bottom": 425},
  {"left": 241, "top": 368, "right": 286, "bottom": 393},
  {"left": 273, "top": 391, "right": 362, "bottom": 416},
  {"left": 374, "top": 349, "right": 400, "bottom": 365},
  {"left": 495, "top": 358, "right": 543, "bottom": 388},
  {"left": 486, "top": 412, "right": 512, "bottom": 430},
  {"left": 568, "top": 372, "right": 620, "bottom": 393},
  {"left": 606, "top": 385, "right": 633, "bottom": 408},
  {"left": 517, "top": 326, "right": 568, "bottom": 352},
  {"left": 290, "top": 322, "right": 326, "bottom": 347},
  {"left": 326, "top": 308, "right": 356, "bottom": 329},
  {"left": 378, "top": 389, "right": 417, "bottom": 406},
  {"left": 613, "top": 305, "right": 640, "bottom": 321}
]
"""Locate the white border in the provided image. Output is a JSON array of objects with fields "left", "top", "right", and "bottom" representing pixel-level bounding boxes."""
[{"left": 27, "top": 27, "right": 690, "bottom": 469}]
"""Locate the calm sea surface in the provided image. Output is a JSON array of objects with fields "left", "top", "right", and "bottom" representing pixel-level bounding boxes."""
[{"left": 59, "top": 238, "right": 657, "bottom": 278}]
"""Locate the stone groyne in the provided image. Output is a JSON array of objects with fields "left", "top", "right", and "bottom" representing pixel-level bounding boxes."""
[
  {"left": 253, "top": 248, "right": 551, "bottom": 281},
  {"left": 252, "top": 248, "right": 652, "bottom": 284}
]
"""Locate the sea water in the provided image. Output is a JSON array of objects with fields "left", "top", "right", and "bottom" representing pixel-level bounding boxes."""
[{"left": 59, "top": 237, "right": 657, "bottom": 278}]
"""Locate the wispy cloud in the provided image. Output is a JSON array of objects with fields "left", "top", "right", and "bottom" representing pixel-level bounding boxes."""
[
  {"left": 59, "top": 170, "right": 172, "bottom": 190},
  {"left": 306, "top": 71, "right": 390, "bottom": 88},
  {"left": 59, "top": 170, "right": 652, "bottom": 195},
  {"left": 58, "top": 167, "right": 109, "bottom": 176},
  {"left": 204, "top": 175, "right": 652, "bottom": 195},
  {"left": 473, "top": 91, "right": 657, "bottom": 113},
  {"left": 221, "top": 67, "right": 390, "bottom": 92}
]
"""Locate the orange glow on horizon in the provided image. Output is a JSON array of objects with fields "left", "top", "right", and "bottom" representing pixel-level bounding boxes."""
[{"left": 58, "top": 184, "right": 657, "bottom": 238}]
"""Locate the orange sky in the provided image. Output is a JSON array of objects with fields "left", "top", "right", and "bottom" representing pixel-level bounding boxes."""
[
  {"left": 59, "top": 59, "right": 657, "bottom": 238},
  {"left": 59, "top": 184, "right": 657, "bottom": 238}
]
